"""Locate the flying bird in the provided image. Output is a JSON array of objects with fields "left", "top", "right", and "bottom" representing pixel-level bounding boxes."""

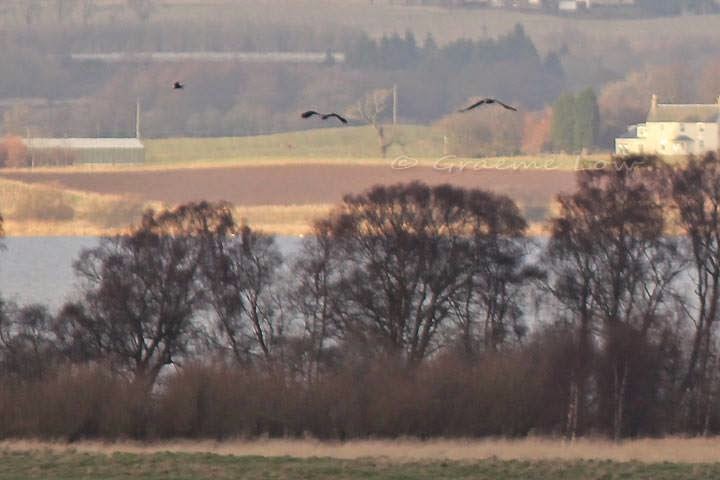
[
  {"left": 321, "top": 113, "right": 348, "bottom": 124},
  {"left": 173, "top": 81, "right": 184, "bottom": 90},
  {"left": 458, "top": 98, "right": 517, "bottom": 113},
  {"left": 301, "top": 110, "right": 348, "bottom": 124}
]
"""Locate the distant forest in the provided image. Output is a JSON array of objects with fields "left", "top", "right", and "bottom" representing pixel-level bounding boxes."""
[
  {"left": 0, "top": 23, "right": 566, "bottom": 142},
  {"left": 0, "top": 1, "right": 720, "bottom": 150}
]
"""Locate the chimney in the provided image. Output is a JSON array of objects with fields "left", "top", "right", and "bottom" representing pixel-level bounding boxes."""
[{"left": 651, "top": 94, "right": 658, "bottom": 110}]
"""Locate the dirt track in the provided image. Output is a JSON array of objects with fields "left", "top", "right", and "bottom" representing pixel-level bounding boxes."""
[{"left": 0, "top": 164, "right": 576, "bottom": 207}]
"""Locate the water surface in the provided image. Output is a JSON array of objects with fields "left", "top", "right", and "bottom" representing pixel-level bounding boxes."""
[{"left": 0, "top": 236, "right": 302, "bottom": 310}]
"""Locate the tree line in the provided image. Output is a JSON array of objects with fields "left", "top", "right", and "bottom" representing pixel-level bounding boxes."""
[
  {"left": 1, "top": 154, "right": 720, "bottom": 440},
  {"left": 345, "top": 25, "right": 547, "bottom": 72}
]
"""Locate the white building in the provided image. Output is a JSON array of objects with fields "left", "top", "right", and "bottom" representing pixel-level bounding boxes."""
[
  {"left": 615, "top": 95, "right": 720, "bottom": 156},
  {"left": 559, "top": 0, "right": 635, "bottom": 10},
  {"left": 23, "top": 138, "right": 145, "bottom": 165},
  {"left": 558, "top": 0, "right": 580, "bottom": 10}
]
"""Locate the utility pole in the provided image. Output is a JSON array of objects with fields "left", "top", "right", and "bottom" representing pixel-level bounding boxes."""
[
  {"left": 392, "top": 83, "right": 398, "bottom": 126},
  {"left": 136, "top": 98, "right": 141, "bottom": 139},
  {"left": 26, "top": 126, "right": 33, "bottom": 169}
]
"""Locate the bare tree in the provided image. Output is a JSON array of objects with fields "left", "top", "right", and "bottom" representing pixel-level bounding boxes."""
[
  {"left": 546, "top": 157, "right": 680, "bottom": 440},
  {"left": 202, "top": 224, "right": 284, "bottom": 366},
  {"left": 0, "top": 303, "right": 59, "bottom": 379},
  {"left": 299, "top": 182, "right": 531, "bottom": 367},
  {"left": 449, "top": 190, "right": 538, "bottom": 357},
  {"left": 671, "top": 152, "right": 720, "bottom": 435},
  {"left": 290, "top": 219, "right": 341, "bottom": 383},
  {"left": 62, "top": 203, "right": 231, "bottom": 386},
  {"left": 347, "top": 89, "right": 395, "bottom": 157}
]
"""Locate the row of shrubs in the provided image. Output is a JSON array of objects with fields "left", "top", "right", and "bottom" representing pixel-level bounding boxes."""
[{"left": 0, "top": 350, "right": 567, "bottom": 441}]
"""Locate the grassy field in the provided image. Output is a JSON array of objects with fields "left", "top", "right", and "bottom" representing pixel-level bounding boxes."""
[
  {"left": 143, "top": 126, "right": 606, "bottom": 170},
  {"left": 1, "top": 439, "right": 720, "bottom": 479},
  {"left": 0, "top": 451, "right": 717, "bottom": 480},
  {"left": 144, "top": 125, "right": 447, "bottom": 165}
]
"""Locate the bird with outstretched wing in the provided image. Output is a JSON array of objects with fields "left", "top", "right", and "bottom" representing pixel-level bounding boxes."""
[
  {"left": 301, "top": 110, "right": 348, "bottom": 124},
  {"left": 458, "top": 98, "right": 517, "bottom": 113},
  {"left": 321, "top": 113, "right": 348, "bottom": 124}
]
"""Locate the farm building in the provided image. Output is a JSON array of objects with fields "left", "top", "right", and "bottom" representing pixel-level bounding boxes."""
[
  {"left": 23, "top": 138, "right": 145, "bottom": 165},
  {"left": 558, "top": 0, "right": 635, "bottom": 10},
  {"left": 615, "top": 95, "right": 720, "bottom": 156}
]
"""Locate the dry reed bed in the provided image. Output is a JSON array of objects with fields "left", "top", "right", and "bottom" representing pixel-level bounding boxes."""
[
  {"left": 1, "top": 438, "right": 719, "bottom": 464},
  {"left": 0, "top": 174, "right": 332, "bottom": 236}
]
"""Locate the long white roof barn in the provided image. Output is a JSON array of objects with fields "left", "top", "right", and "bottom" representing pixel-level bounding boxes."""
[
  {"left": 24, "top": 138, "right": 144, "bottom": 150},
  {"left": 23, "top": 138, "right": 145, "bottom": 165}
]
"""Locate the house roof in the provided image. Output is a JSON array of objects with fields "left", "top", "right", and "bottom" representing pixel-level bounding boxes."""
[
  {"left": 673, "top": 134, "right": 694, "bottom": 142},
  {"left": 618, "top": 125, "right": 639, "bottom": 139},
  {"left": 23, "top": 138, "right": 144, "bottom": 150},
  {"left": 647, "top": 104, "right": 720, "bottom": 123}
]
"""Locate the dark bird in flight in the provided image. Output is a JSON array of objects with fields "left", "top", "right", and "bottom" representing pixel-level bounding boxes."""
[
  {"left": 173, "top": 81, "right": 184, "bottom": 90},
  {"left": 458, "top": 98, "right": 517, "bottom": 113},
  {"left": 301, "top": 110, "right": 348, "bottom": 124}
]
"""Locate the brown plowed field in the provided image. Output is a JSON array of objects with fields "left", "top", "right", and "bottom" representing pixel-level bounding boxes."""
[{"left": 0, "top": 165, "right": 576, "bottom": 207}]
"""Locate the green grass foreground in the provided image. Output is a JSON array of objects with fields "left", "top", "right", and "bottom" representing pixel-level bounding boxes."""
[{"left": 0, "top": 450, "right": 717, "bottom": 480}]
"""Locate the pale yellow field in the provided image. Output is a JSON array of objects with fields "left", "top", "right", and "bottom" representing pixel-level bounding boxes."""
[
  {"left": 1, "top": 438, "right": 719, "bottom": 464},
  {"left": 232, "top": 203, "right": 333, "bottom": 236},
  {"left": 2, "top": 154, "right": 610, "bottom": 174},
  {"left": 0, "top": 176, "right": 330, "bottom": 236}
]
